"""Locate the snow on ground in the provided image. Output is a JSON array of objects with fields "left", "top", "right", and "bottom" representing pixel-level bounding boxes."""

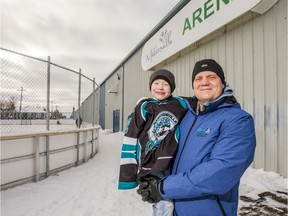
[{"left": 1, "top": 130, "right": 287, "bottom": 216}]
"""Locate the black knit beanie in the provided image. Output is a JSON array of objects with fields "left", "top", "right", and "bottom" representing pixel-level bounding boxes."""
[
  {"left": 149, "top": 69, "right": 176, "bottom": 93},
  {"left": 192, "top": 59, "right": 226, "bottom": 88}
]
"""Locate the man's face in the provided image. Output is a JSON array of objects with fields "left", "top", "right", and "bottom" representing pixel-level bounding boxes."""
[{"left": 193, "top": 71, "right": 224, "bottom": 106}]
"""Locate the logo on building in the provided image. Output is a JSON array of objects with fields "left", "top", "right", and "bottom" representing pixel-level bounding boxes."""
[{"left": 145, "top": 29, "right": 173, "bottom": 63}]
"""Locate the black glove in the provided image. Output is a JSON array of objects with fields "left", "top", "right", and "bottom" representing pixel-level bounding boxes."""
[{"left": 137, "top": 177, "right": 162, "bottom": 203}]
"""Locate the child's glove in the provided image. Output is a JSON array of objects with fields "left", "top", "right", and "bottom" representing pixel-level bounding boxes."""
[{"left": 137, "top": 177, "right": 162, "bottom": 203}]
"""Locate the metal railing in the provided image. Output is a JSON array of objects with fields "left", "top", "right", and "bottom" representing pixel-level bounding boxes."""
[{"left": 0, "top": 126, "right": 100, "bottom": 190}]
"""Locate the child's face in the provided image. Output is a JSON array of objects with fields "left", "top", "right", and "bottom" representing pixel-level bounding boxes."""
[{"left": 151, "top": 79, "right": 171, "bottom": 100}]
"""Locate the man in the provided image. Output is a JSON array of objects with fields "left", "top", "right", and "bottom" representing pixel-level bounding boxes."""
[{"left": 137, "top": 59, "right": 256, "bottom": 216}]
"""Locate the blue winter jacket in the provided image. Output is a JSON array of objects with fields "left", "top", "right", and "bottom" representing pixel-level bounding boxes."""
[{"left": 159, "top": 89, "right": 256, "bottom": 216}]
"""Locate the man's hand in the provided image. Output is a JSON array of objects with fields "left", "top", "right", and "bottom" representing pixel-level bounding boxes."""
[{"left": 137, "top": 177, "right": 162, "bottom": 203}]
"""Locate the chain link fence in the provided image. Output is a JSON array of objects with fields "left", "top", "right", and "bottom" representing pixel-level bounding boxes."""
[{"left": 0, "top": 47, "right": 99, "bottom": 135}]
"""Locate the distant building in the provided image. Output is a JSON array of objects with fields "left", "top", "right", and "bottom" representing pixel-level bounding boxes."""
[{"left": 20, "top": 106, "right": 46, "bottom": 119}]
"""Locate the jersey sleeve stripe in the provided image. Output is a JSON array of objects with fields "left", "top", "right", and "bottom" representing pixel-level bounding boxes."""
[
  {"left": 120, "top": 158, "right": 137, "bottom": 165},
  {"left": 123, "top": 136, "right": 137, "bottom": 145}
]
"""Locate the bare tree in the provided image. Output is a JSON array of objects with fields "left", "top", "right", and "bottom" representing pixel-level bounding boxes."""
[{"left": 0, "top": 96, "right": 17, "bottom": 119}]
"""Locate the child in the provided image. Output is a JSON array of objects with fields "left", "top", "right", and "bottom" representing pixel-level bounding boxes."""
[{"left": 118, "top": 69, "right": 187, "bottom": 215}]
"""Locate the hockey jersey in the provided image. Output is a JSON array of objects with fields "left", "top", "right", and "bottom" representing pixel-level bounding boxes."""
[{"left": 118, "top": 96, "right": 187, "bottom": 190}]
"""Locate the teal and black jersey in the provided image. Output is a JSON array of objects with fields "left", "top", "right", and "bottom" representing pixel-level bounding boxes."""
[{"left": 118, "top": 96, "right": 187, "bottom": 190}]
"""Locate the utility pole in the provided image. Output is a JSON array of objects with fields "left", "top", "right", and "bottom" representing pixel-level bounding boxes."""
[
  {"left": 19, "top": 86, "right": 24, "bottom": 113},
  {"left": 18, "top": 86, "right": 26, "bottom": 120},
  {"left": 51, "top": 101, "right": 54, "bottom": 119}
]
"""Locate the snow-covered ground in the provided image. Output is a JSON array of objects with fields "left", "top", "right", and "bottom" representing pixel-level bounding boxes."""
[{"left": 1, "top": 130, "right": 287, "bottom": 216}]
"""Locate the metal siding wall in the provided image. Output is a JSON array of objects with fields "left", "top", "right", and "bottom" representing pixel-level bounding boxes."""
[
  {"left": 175, "top": 54, "right": 191, "bottom": 97},
  {"left": 234, "top": 27, "right": 244, "bottom": 105},
  {"left": 80, "top": 89, "right": 99, "bottom": 125},
  {"left": 122, "top": 49, "right": 151, "bottom": 129},
  {"left": 252, "top": 13, "right": 266, "bottom": 170},
  {"left": 161, "top": 53, "right": 191, "bottom": 97},
  {"left": 263, "top": 6, "right": 278, "bottom": 173},
  {"left": 104, "top": 69, "right": 123, "bottom": 129},
  {"left": 275, "top": 0, "right": 287, "bottom": 177},
  {"left": 225, "top": 32, "right": 235, "bottom": 87},
  {"left": 99, "top": 84, "right": 105, "bottom": 129},
  {"left": 242, "top": 21, "right": 254, "bottom": 117}
]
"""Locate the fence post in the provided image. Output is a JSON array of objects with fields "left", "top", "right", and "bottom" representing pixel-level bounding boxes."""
[
  {"left": 77, "top": 68, "right": 81, "bottom": 128},
  {"left": 46, "top": 56, "right": 51, "bottom": 131},
  {"left": 76, "top": 69, "right": 81, "bottom": 165},
  {"left": 97, "top": 87, "right": 101, "bottom": 125},
  {"left": 84, "top": 131, "right": 88, "bottom": 162},
  {"left": 34, "top": 137, "right": 39, "bottom": 182},
  {"left": 93, "top": 77, "right": 96, "bottom": 126},
  {"left": 90, "top": 130, "right": 94, "bottom": 158},
  {"left": 91, "top": 78, "right": 96, "bottom": 156},
  {"left": 46, "top": 56, "right": 51, "bottom": 177},
  {"left": 121, "top": 64, "right": 124, "bottom": 131},
  {"left": 96, "top": 128, "right": 100, "bottom": 154}
]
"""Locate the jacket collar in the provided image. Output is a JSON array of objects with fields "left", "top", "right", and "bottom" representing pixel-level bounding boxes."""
[{"left": 187, "top": 83, "right": 239, "bottom": 114}]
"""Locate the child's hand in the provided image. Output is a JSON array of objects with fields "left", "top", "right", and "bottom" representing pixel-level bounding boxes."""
[{"left": 137, "top": 177, "right": 162, "bottom": 203}]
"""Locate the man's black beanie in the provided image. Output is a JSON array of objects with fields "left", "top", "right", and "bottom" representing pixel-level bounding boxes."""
[
  {"left": 149, "top": 69, "right": 176, "bottom": 93},
  {"left": 192, "top": 59, "right": 226, "bottom": 87}
]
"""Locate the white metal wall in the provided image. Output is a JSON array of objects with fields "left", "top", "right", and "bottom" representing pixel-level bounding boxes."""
[
  {"left": 80, "top": 90, "right": 99, "bottom": 126},
  {"left": 104, "top": 67, "right": 123, "bottom": 129},
  {"left": 122, "top": 49, "right": 151, "bottom": 128}
]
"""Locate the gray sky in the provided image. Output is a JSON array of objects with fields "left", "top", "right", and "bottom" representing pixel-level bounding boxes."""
[{"left": 1, "top": 0, "right": 180, "bottom": 84}]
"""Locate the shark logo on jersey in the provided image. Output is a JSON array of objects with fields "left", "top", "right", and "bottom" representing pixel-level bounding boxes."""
[{"left": 145, "top": 111, "right": 178, "bottom": 154}]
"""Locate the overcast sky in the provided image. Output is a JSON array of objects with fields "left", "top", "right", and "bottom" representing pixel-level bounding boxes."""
[{"left": 1, "top": 0, "right": 181, "bottom": 84}]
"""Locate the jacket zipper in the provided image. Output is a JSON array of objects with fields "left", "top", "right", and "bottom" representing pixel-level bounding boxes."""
[
  {"left": 174, "top": 114, "right": 199, "bottom": 174},
  {"left": 173, "top": 114, "right": 198, "bottom": 216},
  {"left": 215, "top": 195, "right": 227, "bottom": 216}
]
